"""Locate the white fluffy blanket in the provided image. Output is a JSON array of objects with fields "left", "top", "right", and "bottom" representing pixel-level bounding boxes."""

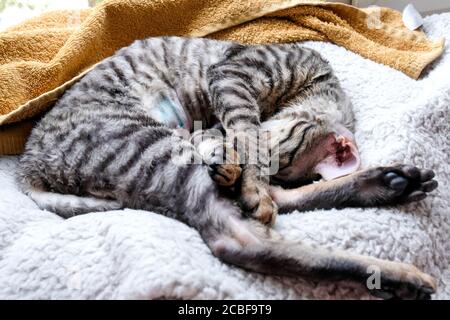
[{"left": 0, "top": 13, "right": 449, "bottom": 300}]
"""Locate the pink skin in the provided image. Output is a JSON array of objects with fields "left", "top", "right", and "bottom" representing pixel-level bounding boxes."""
[
  {"left": 314, "top": 133, "right": 361, "bottom": 181},
  {"left": 275, "top": 129, "right": 361, "bottom": 183}
]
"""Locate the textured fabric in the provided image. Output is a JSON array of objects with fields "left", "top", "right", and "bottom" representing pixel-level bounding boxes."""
[
  {"left": 0, "top": 0, "right": 445, "bottom": 154},
  {"left": 0, "top": 13, "right": 449, "bottom": 300},
  {"left": 0, "top": 121, "right": 34, "bottom": 155}
]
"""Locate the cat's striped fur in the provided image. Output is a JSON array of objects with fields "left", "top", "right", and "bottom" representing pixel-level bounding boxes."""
[{"left": 19, "top": 37, "right": 438, "bottom": 299}]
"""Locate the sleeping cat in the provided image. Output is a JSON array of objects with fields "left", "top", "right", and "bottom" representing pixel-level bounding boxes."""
[{"left": 19, "top": 36, "right": 438, "bottom": 299}]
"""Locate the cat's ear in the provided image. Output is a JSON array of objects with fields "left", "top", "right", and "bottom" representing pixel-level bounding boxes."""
[
  {"left": 311, "top": 64, "right": 332, "bottom": 82},
  {"left": 314, "top": 135, "right": 360, "bottom": 181},
  {"left": 314, "top": 125, "right": 361, "bottom": 181}
]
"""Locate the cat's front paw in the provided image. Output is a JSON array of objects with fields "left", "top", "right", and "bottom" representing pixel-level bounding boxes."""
[
  {"left": 209, "top": 162, "right": 242, "bottom": 187},
  {"left": 199, "top": 140, "right": 242, "bottom": 187},
  {"left": 356, "top": 164, "right": 438, "bottom": 206},
  {"left": 240, "top": 169, "right": 278, "bottom": 225}
]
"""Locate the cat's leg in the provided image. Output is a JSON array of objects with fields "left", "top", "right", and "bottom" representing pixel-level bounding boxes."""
[
  {"left": 201, "top": 200, "right": 437, "bottom": 300},
  {"left": 270, "top": 164, "right": 438, "bottom": 213},
  {"left": 23, "top": 186, "right": 122, "bottom": 218},
  {"left": 207, "top": 53, "right": 279, "bottom": 225}
]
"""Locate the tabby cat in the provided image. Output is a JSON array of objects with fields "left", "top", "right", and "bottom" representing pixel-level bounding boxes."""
[{"left": 19, "top": 37, "right": 439, "bottom": 299}]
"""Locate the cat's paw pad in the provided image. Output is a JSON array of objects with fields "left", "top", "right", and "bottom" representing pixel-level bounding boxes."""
[
  {"left": 359, "top": 165, "right": 438, "bottom": 205},
  {"left": 380, "top": 165, "right": 438, "bottom": 203}
]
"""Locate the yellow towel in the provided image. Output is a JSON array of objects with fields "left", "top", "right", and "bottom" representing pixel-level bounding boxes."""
[{"left": 0, "top": 0, "right": 445, "bottom": 155}]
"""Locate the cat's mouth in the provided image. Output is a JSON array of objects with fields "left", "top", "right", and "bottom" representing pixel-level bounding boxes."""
[{"left": 314, "top": 132, "right": 361, "bottom": 181}]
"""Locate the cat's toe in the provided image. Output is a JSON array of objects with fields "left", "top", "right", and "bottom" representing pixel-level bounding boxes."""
[
  {"left": 401, "top": 165, "right": 421, "bottom": 179},
  {"left": 420, "top": 180, "right": 438, "bottom": 193},
  {"left": 404, "top": 191, "right": 427, "bottom": 203},
  {"left": 420, "top": 169, "right": 435, "bottom": 182}
]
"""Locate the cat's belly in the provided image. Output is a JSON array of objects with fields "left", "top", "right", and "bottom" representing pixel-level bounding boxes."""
[
  {"left": 142, "top": 90, "right": 216, "bottom": 132},
  {"left": 147, "top": 94, "right": 192, "bottom": 131}
]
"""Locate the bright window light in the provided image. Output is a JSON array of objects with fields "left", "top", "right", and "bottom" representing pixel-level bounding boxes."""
[{"left": 0, "top": 0, "right": 103, "bottom": 31}]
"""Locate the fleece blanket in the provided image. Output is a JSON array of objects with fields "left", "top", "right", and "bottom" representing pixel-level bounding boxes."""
[
  {"left": 0, "top": 13, "right": 449, "bottom": 300},
  {"left": 0, "top": 0, "right": 445, "bottom": 155}
]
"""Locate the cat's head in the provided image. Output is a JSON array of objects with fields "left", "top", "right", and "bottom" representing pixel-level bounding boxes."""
[{"left": 261, "top": 106, "right": 360, "bottom": 186}]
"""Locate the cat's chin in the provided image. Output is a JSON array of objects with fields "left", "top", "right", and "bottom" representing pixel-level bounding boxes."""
[{"left": 314, "top": 133, "right": 361, "bottom": 181}]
